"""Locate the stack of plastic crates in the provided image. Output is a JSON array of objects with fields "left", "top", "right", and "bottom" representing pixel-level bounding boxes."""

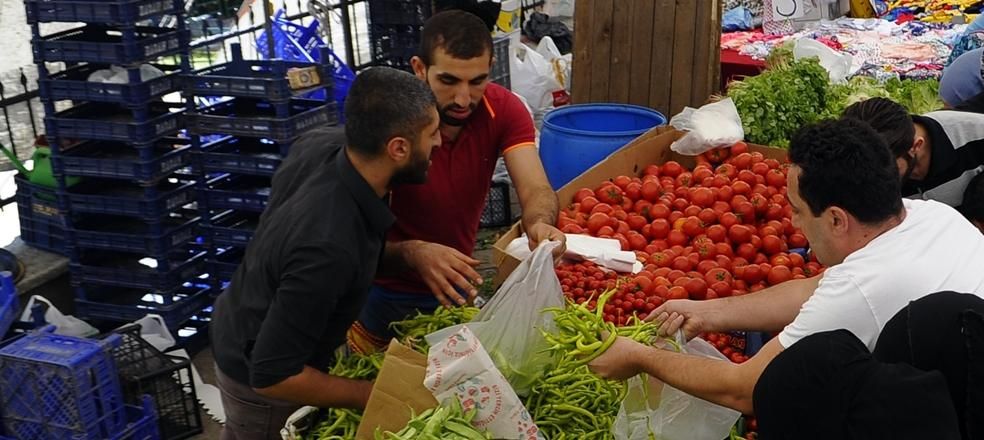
[
  {"left": 367, "top": 0, "right": 433, "bottom": 71},
  {"left": 14, "top": 174, "right": 67, "bottom": 255},
  {"left": 0, "top": 327, "right": 160, "bottom": 439},
  {"left": 184, "top": 42, "right": 338, "bottom": 290},
  {"left": 109, "top": 324, "right": 201, "bottom": 439},
  {"left": 25, "top": 0, "right": 214, "bottom": 341}
]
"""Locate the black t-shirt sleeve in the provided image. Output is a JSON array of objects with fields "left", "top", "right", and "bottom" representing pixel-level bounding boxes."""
[{"left": 247, "top": 242, "right": 355, "bottom": 388}]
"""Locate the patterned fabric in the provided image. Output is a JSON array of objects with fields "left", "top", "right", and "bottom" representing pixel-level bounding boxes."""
[{"left": 948, "top": 31, "right": 984, "bottom": 66}]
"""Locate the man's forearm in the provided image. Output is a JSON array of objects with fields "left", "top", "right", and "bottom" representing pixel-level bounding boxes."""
[
  {"left": 634, "top": 347, "right": 753, "bottom": 414},
  {"left": 254, "top": 366, "right": 373, "bottom": 409},
  {"left": 707, "top": 276, "right": 820, "bottom": 333},
  {"left": 519, "top": 185, "right": 559, "bottom": 230},
  {"left": 379, "top": 240, "right": 421, "bottom": 274}
]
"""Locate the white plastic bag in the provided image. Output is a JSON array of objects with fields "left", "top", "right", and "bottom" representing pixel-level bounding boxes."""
[
  {"left": 535, "top": 36, "right": 572, "bottom": 91},
  {"left": 19, "top": 295, "right": 99, "bottom": 337},
  {"left": 669, "top": 98, "right": 745, "bottom": 156},
  {"left": 424, "top": 326, "right": 540, "bottom": 439},
  {"left": 613, "top": 334, "right": 741, "bottom": 440},
  {"left": 118, "top": 314, "right": 176, "bottom": 352},
  {"left": 510, "top": 43, "right": 564, "bottom": 118},
  {"left": 426, "top": 241, "right": 565, "bottom": 396},
  {"left": 793, "top": 38, "right": 853, "bottom": 84}
]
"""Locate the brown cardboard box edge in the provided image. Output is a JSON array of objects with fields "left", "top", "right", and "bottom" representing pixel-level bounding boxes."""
[
  {"left": 355, "top": 340, "right": 438, "bottom": 439},
  {"left": 492, "top": 127, "right": 788, "bottom": 285}
]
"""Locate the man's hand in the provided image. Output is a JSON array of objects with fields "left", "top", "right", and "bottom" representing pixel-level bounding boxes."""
[
  {"left": 646, "top": 299, "right": 709, "bottom": 341},
  {"left": 587, "top": 334, "right": 648, "bottom": 381},
  {"left": 405, "top": 241, "right": 482, "bottom": 306},
  {"left": 526, "top": 222, "right": 567, "bottom": 258}
]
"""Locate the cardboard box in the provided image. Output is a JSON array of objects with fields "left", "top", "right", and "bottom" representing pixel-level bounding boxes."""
[
  {"left": 355, "top": 340, "right": 438, "bottom": 439},
  {"left": 492, "top": 127, "right": 788, "bottom": 284}
]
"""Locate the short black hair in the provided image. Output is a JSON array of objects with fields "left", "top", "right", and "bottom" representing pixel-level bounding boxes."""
[
  {"left": 789, "top": 118, "right": 904, "bottom": 224},
  {"left": 841, "top": 97, "right": 915, "bottom": 158},
  {"left": 344, "top": 67, "right": 437, "bottom": 157},
  {"left": 962, "top": 172, "right": 984, "bottom": 223},
  {"left": 418, "top": 10, "right": 493, "bottom": 66}
]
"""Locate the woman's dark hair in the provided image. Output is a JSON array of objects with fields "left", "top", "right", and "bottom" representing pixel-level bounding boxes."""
[
  {"left": 841, "top": 97, "right": 916, "bottom": 158},
  {"left": 789, "top": 118, "right": 904, "bottom": 224},
  {"left": 344, "top": 67, "right": 437, "bottom": 157},
  {"left": 418, "top": 10, "right": 493, "bottom": 66}
]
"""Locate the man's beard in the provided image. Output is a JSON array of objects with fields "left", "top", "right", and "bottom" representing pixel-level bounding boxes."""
[
  {"left": 390, "top": 145, "right": 431, "bottom": 185},
  {"left": 439, "top": 102, "right": 476, "bottom": 127}
]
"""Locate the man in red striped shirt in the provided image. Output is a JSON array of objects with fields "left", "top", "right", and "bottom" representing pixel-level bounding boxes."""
[{"left": 348, "top": 10, "right": 565, "bottom": 353}]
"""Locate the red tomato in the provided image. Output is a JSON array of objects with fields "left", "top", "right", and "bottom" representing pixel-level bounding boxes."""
[
  {"left": 737, "top": 243, "right": 758, "bottom": 260},
  {"left": 693, "top": 237, "right": 716, "bottom": 260},
  {"left": 683, "top": 205, "right": 702, "bottom": 218},
  {"left": 675, "top": 172, "right": 694, "bottom": 188},
  {"left": 766, "top": 168, "right": 786, "bottom": 187},
  {"left": 597, "top": 225, "right": 614, "bottom": 237},
  {"left": 737, "top": 169, "right": 758, "bottom": 186},
  {"left": 732, "top": 180, "right": 752, "bottom": 196},
  {"left": 649, "top": 203, "right": 671, "bottom": 220},
  {"left": 698, "top": 208, "right": 718, "bottom": 226},
  {"left": 707, "top": 224, "right": 727, "bottom": 242},
  {"left": 732, "top": 153, "right": 753, "bottom": 170},
  {"left": 697, "top": 260, "right": 719, "bottom": 274},
  {"left": 644, "top": 164, "right": 661, "bottom": 177},
  {"left": 731, "top": 141, "right": 749, "bottom": 155},
  {"left": 711, "top": 281, "right": 732, "bottom": 297},
  {"left": 662, "top": 161, "right": 684, "bottom": 178},
  {"left": 788, "top": 233, "right": 808, "bottom": 248},
  {"left": 649, "top": 252, "right": 671, "bottom": 268},
  {"left": 728, "top": 224, "right": 752, "bottom": 244},
  {"left": 764, "top": 158, "right": 781, "bottom": 170},
  {"left": 734, "top": 201, "right": 756, "bottom": 224},
  {"left": 751, "top": 161, "right": 770, "bottom": 176},
  {"left": 627, "top": 232, "right": 648, "bottom": 251},
  {"left": 693, "top": 166, "right": 714, "bottom": 182},
  {"left": 641, "top": 181, "right": 662, "bottom": 202},
  {"left": 788, "top": 252, "right": 805, "bottom": 268},
  {"left": 626, "top": 214, "right": 648, "bottom": 231},
  {"left": 742, "top": 264, "right": 766, "bottom": 284},
  {"left": 682, "top": 216, "right": 705, "bottom": 237},
  {"left": 573, "top": 188, "right": 595, "bottom": 203},
  {"left": 715, "top": 243, "right": 734, "bottom": 259},
  {"left": 761, "top": 235, "right": 783, "bottom": 255},
  {"left": 720, "top": 212, "right": 740, "bottom": 229},
  {"left": 587, "top": 213, "right": 610, "bottom": 234},
  {"left": 768, "top": 265, "right": 793, "bottom": 285},
  {"left": 750, "top": 193, "right": 769, "bottom": 215},
  {"left": 613, "top": 175, "right": 632, "bottom": 190},
  {"left": 704, "top": 267, "right": 734, "bottom": 285},
  {"left": 750, "top": 152, "right": 765, "bottom": 163},
  {"left": 616, "top": 220, "right": 631, "bottom": 236},
  {"left": 690, "top": 187, "right": 714, "bottom": 208},
  {"left": 650, "top": 219, "right": 671, "bottom": 239},
  {"left": 596, "top": 184, "right": 624, "bottom": 205},
  {"left": 684, "top": 278, "right": 709, "bottom": 300},
  {"left": 667, "top": 286, "right": 688, "bottom": 300},
  {"left": 672, "top": 198, "right": 690, "bottom": 212},
  {"left": 711, "top": 174, "right": 731, "bottom": 188},
  {"left": 625, "top": 182, "right": 642, "bottom": 201},
  {"left": 765, "top": 203, "right": 784, "bottom": 221},
  {"left": 672, "top": 256, "right": 693, "bottom": 272},
  {"left": 591, "top": 203, "right": 615, "bottom": 216},
  {"left": 716, "top": 185, "right": 734, "bottom": 202},
  {"left": 716, "top": 163, "right": 737, "bottom": 179}
]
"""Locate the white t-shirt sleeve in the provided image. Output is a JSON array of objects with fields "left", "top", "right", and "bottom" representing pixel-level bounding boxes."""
[{"left": 778, "top": 271, "right": 881, "bottom": 350}]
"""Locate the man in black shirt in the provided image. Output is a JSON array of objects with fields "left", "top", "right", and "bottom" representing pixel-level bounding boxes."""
[
  {"left": 842, "top": 97, "right": 984, "bottom": 207},
  {"left": 209, "top": 67, "right": 440, "bottom": 440}
]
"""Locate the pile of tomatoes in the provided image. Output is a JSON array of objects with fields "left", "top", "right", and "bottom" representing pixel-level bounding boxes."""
[{"left": 553, "top": 142, "right": 825, "bottom": 334}]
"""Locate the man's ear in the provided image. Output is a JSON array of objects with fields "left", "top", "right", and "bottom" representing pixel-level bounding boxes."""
[
  {"left": 410, "top": 56, "right": 427, "bottom": 81},
  {"left": 912, "top": 135, "right": 926, "bottom": 156},
  {"left": 827, "top": 206, "right": 851, "bottom": 235},
  {"left": 386, "top": 136, "right": 411, "bottom": 162}
]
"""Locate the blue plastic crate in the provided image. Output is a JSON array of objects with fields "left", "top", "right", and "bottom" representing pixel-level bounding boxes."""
[
  {"left": 0, "top": 329, "right": 126, "bottom": 439},
  {"left": 208, "top": 247, "right": 242, "bottom": 282},
  {"left": 46, "top": 102, "right": 184, "bottom": 144},
  {"left": 58, "top": 137, "right": 192, "bottom": 184},
  {"left": 184, "top": 99, "right": 336, "bottom": 142},
  {"left": 15, "top": 176, "right": 68, "bottom": 255},
  {"left": 74, "top": 281, "right": 212, "bottom": 330},
  {"left": 185, "top": 48, "right": 330, "bottom": 101},
  {"left": 33, "top": 25, "right": 189, "bottom": 65},
  {"left": 113, "top": 395, "right": 161, "bottom": 440},
  {"left": 204, "top": 175, "right": 270, "bottom": 213},
  {"left": 25, "top": 0, "right": 181, "bottom": 24},
  {"left": 69, "top": 248, "right": 206, "bottom": 292},
  {"left": 0, "top": 274, "right": 17, "bottom": 339},
  {"left": 205, "top": 210, "right": 258, "bottom": 247},
  {"left": 167, "top": 307, "right": 210, "bottom": 356},
  {"left": 40, "top": 63, "right": 182, "bottom": 107},
  {"left": 64, "top": 178, "right": 196, "bottom": 220},
  {"left": 71, "top": 213, "right": 199, "bottom": 254},
  {"left": 199, "top": 136, "right": 286, "bottom": 177}
]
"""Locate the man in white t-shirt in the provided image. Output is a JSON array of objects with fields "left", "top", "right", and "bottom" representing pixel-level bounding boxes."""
[{"left": 586, "top": 118, "right": 984, "bottom": 414}]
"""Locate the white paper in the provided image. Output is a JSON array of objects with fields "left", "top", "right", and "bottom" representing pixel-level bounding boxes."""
[
  {"left": 504, "top": 234, "right": 643, "bottom": 273},
  {"left": 424, "top": 326, "right": 539, "bottom": 440}
]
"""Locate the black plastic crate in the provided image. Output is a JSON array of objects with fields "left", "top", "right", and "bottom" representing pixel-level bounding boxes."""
[
  {"left": 75, "top": 281, "right": 211, "bottom": 330},
  {"left": 208, "top": 247, "right": 242, "bottom": 281},
  {"left": 64, "top": 178, "right": 196, "bottom": 220},
  {"left": 205, "top": 210, "right": 259, "bottom": 247},
  {"left": 69, "top": 248, "right": 206, "bottom": 292},
  {"left": 203, "top": 175, "right": 270, "bottom": 213},
  {"left": 480, "top": 181, "right": 511, "bottom": 228},
  {"left": 368, "top": 0, "right": 431, "bottom": 27},
  {"left": 198, "top": 136, "right": 286, "bottom": 177},
  {"left": 25, "top": 0, "right": 182, "bottom": 24},
  {"left": 71, "top": 213, "right": 199, "bottom": 254},
  {"left": 184, "top": 99, "right": 336, "bottom": 142},
  {"left": 33, "top": 25, "right": 189, "bottom": 65},
  {"left": 45, "top": 102, "right": 184, "bottom": 144},
  {"left": 15, "top": 176, "right": 69, "bottom": 255},
  {"left": 491, "top": 35, "right": 510, "bottom": 89},
  {"left": 185, "top": 57, "right": 330, "bottom": 101},
  {"left": 40, "top": 63, "right": 182, "bottom": 106},
  {"left": 367, "top": 27, "right": 420, "bottom": 72},
  {"left": 167, "top": 308, "right": 210, "bottom": 357},
  {"left": 58, "top": 137, "right": 192, "bottom": 183},
  {"left": 110, "top": 325, "right": 202, "bottom": 440}
]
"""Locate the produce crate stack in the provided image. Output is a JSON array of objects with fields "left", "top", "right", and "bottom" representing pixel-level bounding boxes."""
[
  {"left": 183, "top": 43, "right": 338, "bottom": 291},
  {"left": 24, "top": 0, "right": 213, "bottom": 337},
  {"left": 0, "top": 328, "right": 161, "bottom": 439},
  {"left": 366, "top": 0, "right": 433, "bottom": 71}
]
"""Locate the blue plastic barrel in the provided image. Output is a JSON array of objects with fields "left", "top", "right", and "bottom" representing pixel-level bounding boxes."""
[{"left": 539, "top": 104, "right": 666, "bottom": 189}]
